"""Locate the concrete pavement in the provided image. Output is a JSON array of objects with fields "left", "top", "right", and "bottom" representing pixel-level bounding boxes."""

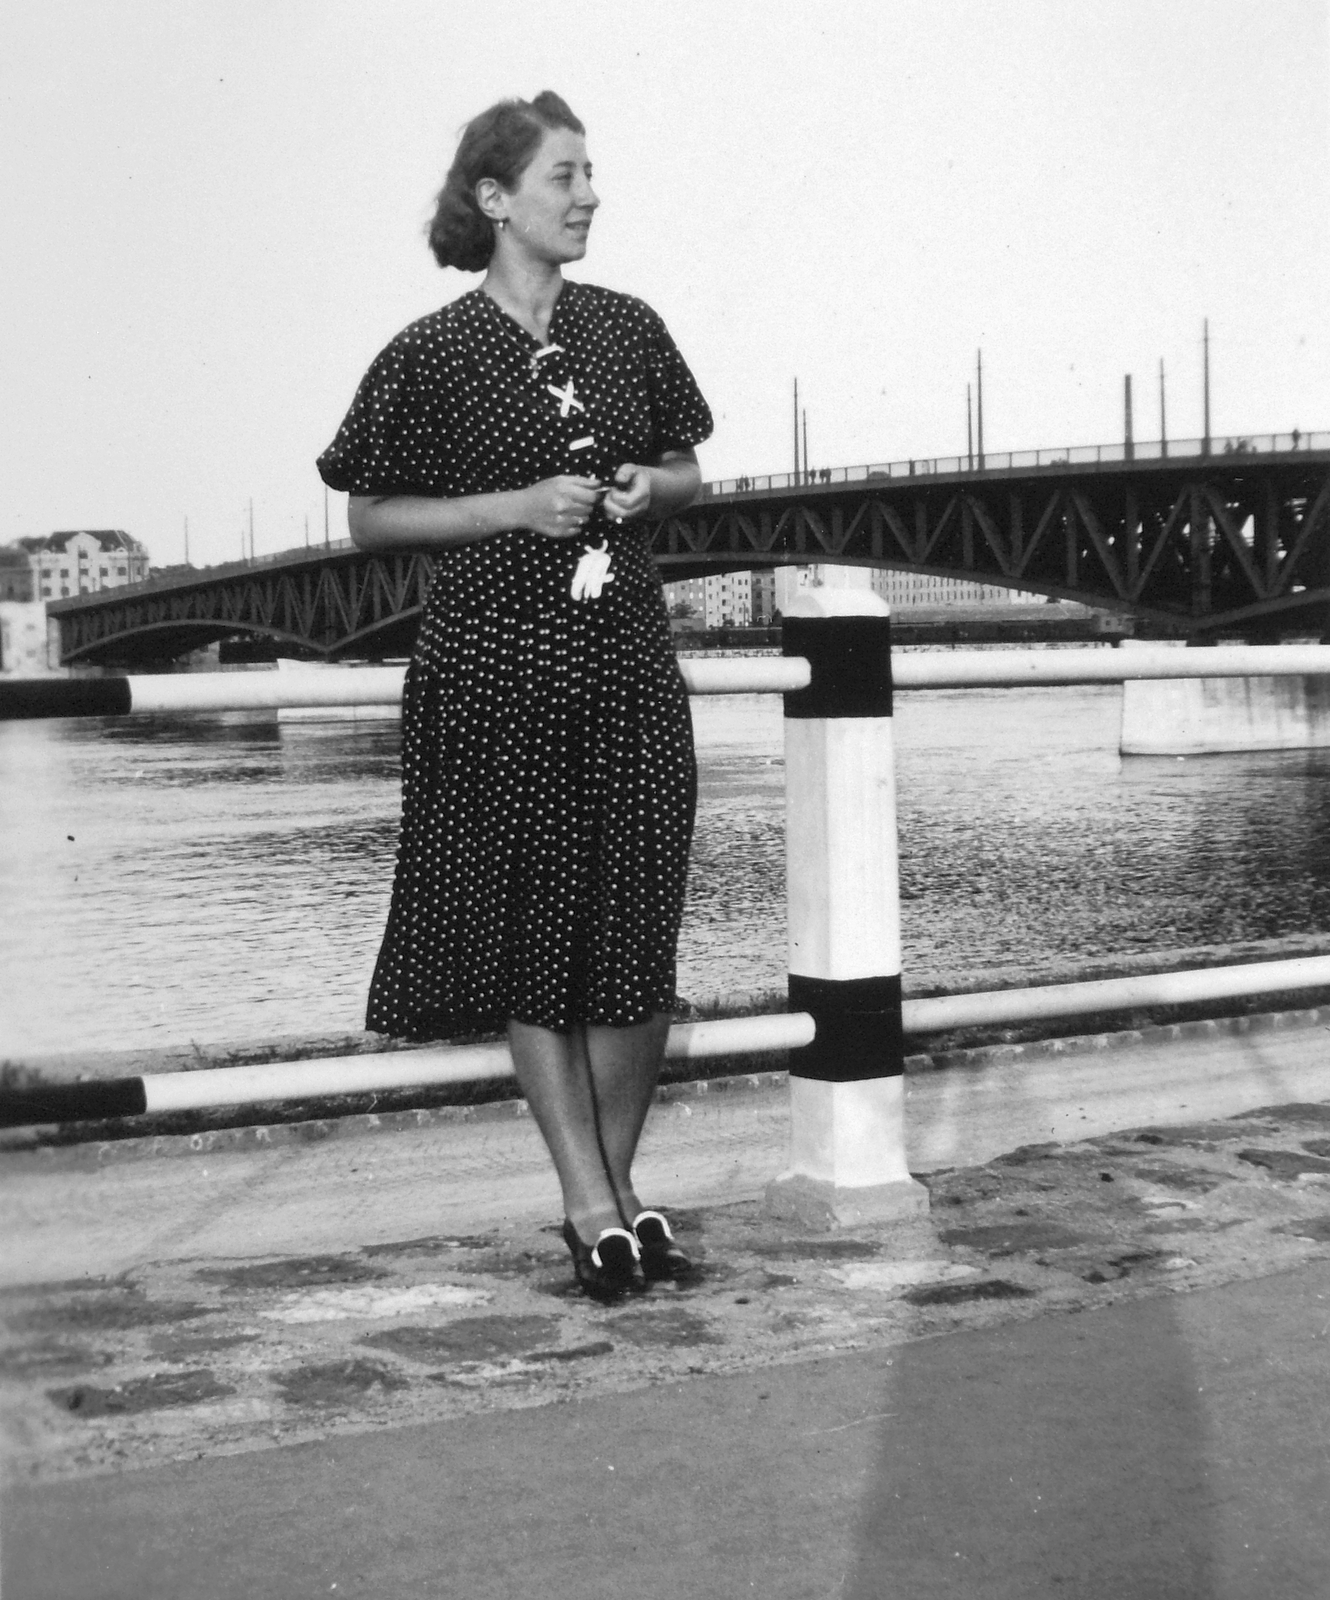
[
  {"left": 6, "top": 1260, "right": 1329, "bottom": 1598},
  {"left": 3, "top": 1009, "right": 1330, "bottom": 1596}
]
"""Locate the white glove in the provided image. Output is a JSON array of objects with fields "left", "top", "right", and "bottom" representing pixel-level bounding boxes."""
[{"left": 570, "top": 540, "right": 616, "bottom": 601}]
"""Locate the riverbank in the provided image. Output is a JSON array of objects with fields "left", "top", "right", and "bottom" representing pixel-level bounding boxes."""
[{"left": 669, "top": 603, "right": 1129, "bottom": 654}]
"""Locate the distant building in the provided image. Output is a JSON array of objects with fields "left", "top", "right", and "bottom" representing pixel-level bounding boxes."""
[
  {"left": 703, "top": 571, "right": 752, "bottom": 629},
  {"left": 0, "top": 546, "right": 35, "bottom": 602},
  {"left": 776, "top": 565, "right": 1034, "bottom": 612},
  {"left": 663, "top": 576, "right": 706, "bottom": 622},
  {"left": 24, "top": 530, "right": 150, "bottom": 602},
  {"left": 869, "top": 569, "right": 1025, "bottom": 607},
  {"left": 664, "top": 573, "right": 773, "bottom": 630},
  {"left": 672, "top": 565, "right": 1039, "bottom": 624},
  {"left": 0, "top": 601, "right": 55, "bottom": 677},
  {"left": 750, "top": 569, "right": 776, "bottom": 625}
]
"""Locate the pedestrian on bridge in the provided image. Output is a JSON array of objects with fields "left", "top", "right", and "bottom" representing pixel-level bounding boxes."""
[{"left": 318, "top": 91, "right": 712, "bottom": 1300}]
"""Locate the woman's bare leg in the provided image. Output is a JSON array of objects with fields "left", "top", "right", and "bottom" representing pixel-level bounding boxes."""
[
  {"left": 506, "top": 1019, "right": 623, "bottom": 1240},
  {"left": 584, "top": 1012, "right": 672, "bottom": 1221}
]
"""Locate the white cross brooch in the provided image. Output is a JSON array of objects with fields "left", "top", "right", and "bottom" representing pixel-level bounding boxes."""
[
  {"left": 546, "top": 379, "right": 585, "bottom": 417},
  {"left": 570, "top": 540, "right": 615, "bottom": 602}
]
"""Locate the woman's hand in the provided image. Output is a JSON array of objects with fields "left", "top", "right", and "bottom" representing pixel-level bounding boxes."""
[
  {"left": 519, "top": 475, "right": 604, "bottom": 539},
  {"left": 602, "top": 463, "right": 653, "bottom": 523},
  {"left": 346, "top": 453, "right": 699, "bottom": 555}
]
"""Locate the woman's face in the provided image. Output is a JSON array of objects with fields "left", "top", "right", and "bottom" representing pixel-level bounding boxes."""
[{"left": 501, "top": 126, "right": 599, "bottom": 264}]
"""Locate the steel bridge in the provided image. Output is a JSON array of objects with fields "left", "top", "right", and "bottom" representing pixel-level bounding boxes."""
[{"left": 50, "top": 430, "right": 1330, "bottom": 666}]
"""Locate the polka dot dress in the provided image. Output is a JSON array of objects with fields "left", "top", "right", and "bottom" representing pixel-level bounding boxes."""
[{"left": 318, "top": 283, "right": 713, "bottom": 1039}]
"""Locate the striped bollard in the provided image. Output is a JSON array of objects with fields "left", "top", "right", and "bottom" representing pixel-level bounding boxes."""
[{"left": 765, "top": 588, "right": 929, "bottom": 1227}]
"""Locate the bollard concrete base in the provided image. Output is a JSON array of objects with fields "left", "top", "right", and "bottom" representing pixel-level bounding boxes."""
[
  {"left": 764, "top": 1170, "right": 930, "bottom": 1231},
  {"left": 763, "top": 1076, "right": 929, "bottom": 1229}
]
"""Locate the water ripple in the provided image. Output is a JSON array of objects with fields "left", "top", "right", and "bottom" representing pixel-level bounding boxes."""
[{"left": 3, "top": 685, "right": 1330, "bottom": 1055}]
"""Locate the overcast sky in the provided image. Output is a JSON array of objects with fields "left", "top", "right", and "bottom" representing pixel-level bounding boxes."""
[{"left": 4, "top": 0, "right": 1327, "bottom": 569}]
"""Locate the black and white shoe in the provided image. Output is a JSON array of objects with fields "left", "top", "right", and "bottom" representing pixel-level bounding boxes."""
[{"left": 632, "top": 1210, "right": 695, "bottom": 1282}]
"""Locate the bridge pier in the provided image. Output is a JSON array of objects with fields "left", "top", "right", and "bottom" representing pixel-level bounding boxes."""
[{"left": 1121, "top": 667, "right": 1330, "bottom": 754}]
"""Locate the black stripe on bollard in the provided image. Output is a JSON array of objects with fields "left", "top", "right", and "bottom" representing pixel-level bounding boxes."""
[
  {"left": 787, "top": 974, "right": 904, "bottom": 1081},
  {"left": 0, "top": 1077, "right": 147, "bottom": 1129},
  {"left": 0, "top": 678, "right": 133, "bottom": 722},
  {"left": 782, "top": 615, "right": 893, "bottom": 719}
]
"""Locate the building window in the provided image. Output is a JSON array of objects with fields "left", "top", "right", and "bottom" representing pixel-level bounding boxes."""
[
  {"left": 99, "top": 567, "right": 108, "bottom": 578},
  {"left": 61, "top": 587, "right": 69, "bottom": 597},
  {"left": 60, "top": 568, "right": 69, "bottom": 578}
]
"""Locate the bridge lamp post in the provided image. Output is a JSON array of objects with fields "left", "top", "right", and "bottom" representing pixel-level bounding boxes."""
[
  {"left": 1160, "top": 360, "right": 1168, "bottom": 459},
  {"left": 966, "top": 385, "right": 973, "bottom": 471},
  {"left": 976, "top": 349, "right": 985, "bottom": 471},
  {"left": 1124, "top": 374, "right": 1134, "bottom": 462}
]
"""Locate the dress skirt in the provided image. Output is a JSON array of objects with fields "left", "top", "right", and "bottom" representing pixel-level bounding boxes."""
[{"left": 365, "top": 532, "right": 696, "bottom": 1040}]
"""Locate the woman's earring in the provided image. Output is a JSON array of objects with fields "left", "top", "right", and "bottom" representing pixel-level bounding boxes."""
[{"left": 496, "top": 218, "right": 508, "bottom": 231}]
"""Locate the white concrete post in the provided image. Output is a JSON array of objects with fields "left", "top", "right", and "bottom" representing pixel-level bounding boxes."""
[{"left": 766, "top": 585, "right": 930, "bottom": 1226}]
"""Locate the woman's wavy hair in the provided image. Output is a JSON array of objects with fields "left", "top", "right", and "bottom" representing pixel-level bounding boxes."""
[{"left": 427, "top": 91, "right": 585, "bottom": 272}]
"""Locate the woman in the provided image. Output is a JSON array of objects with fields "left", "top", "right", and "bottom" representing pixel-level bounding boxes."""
[{"left": 318, "top": 92, "right": 712, "bottom": 1299}]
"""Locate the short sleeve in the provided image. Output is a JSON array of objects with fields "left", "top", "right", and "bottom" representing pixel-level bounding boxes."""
[
  {"left": 642, "top": 307, "right": 713, "bottom": 457},
  {"left": 316, "top": 337, "right": 444, "bottom": 497}
]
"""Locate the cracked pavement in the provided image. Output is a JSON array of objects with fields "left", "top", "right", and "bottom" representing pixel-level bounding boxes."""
[{"left": 4, "top": 1087, "right": 1330, "bottom": 1487}]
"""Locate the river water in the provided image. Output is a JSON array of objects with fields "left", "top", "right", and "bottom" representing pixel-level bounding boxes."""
[{"left": 4, "top": 679, "right": 1330, "bottom": 1058}]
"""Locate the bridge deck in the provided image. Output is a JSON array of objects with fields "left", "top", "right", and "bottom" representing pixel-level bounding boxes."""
[{"left": 47, "top": 437, "right": 1330, "bottom": 664}]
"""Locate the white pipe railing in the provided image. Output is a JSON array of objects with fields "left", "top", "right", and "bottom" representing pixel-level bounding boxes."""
[
  {"left": 16, "top": 952, "right": 1326, "bottom": 1131},
  {"left": 680, "top": 656, "right": 810, "bottom": 694},
  {"left": 0, "top": 1013, "right": 817, "bottom": 1128},
  {"left": 87, "top": 657, "right": 811, "bottom": 716},
  {"left": 121, "top": 644, "right": 1330, "bottom": 710},
  {"left": 144, "top": 1012, "right": 816, "bottom": 1114},
  {"left": 903, "top": 956, "right": 1330, "bottom": 1035},
  {"left": 6, "top": 645, "right": 1330, "bottom": 721},
  {"left": 892, "top": 644, "right": 1330, "bottom": 690},
  {"left": 128, "top": 666, "right": 406, "bottom": 714}
]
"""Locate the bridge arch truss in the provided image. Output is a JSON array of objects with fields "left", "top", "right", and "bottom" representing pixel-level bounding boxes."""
[
  {"left": 51, "top": 452, "right": 1330, "bottom": 666},
  {"left": 654, "top": 454, "right": 1330, "bottom": 633}
]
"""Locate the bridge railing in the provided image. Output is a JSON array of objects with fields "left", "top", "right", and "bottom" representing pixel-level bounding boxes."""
[
  {"left": 700, "top": 428, "right": 1330, "bottom": 498},
  {"left": 50, "top": 537, "right": 365, "bottom": 604},
  {"left": 207, "top": 538, "right": 358, "bottom": 576},
  {"left": 7, "top": 629, "right": 1330, "bottom": 1214}
]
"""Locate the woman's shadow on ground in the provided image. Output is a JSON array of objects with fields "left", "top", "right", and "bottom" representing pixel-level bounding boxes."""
[{"left": 840, "top": 1289, "right": 1221, "bottom": 1599}]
